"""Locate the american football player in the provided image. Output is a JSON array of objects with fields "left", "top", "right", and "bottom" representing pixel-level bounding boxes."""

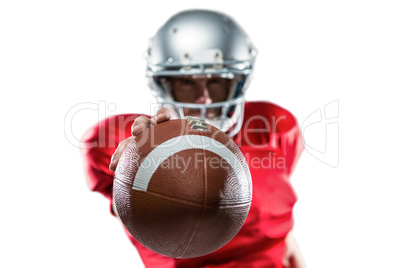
[{"left": 82, "top": 9, "right": 306, "bottom": 268}]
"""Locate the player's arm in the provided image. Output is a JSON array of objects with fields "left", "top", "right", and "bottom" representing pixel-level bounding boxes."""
[{"left": 283, "top": 231, "right": 307, "bottom": 268}]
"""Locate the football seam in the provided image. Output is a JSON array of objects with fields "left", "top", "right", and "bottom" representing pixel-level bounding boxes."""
[
  {"left": 176, "top": 146, "right": 208, "bottom": 258},
  {"left": 172, "top": 122, "right": 206, "bottom": 257}
]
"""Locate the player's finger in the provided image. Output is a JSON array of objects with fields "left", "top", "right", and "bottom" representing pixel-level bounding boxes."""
[
  {"left": 109, "top": 136, "right": 134, "bottom": 172},
  {"left": 131, "top": 116, "right": 151, "bottom": 136},
  {"left": 155, "top": 107, "right": 179, "bottom": 124}
]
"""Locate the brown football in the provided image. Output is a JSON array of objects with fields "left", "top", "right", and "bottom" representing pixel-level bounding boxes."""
[{"left": 113, "top": 117, "right": 252, "bottom": 258}]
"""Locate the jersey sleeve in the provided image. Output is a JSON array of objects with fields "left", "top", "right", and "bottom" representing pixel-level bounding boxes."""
[
  {"left": 235, "top": 101, "right": 304, "bottom": 238},
  {"left": 80, "top": 114, "right": 142, "bottom": 215}
]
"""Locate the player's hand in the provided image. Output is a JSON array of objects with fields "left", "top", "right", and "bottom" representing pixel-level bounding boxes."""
[{"left": 109, "top": 108, "right": 179, "bottom": 172}]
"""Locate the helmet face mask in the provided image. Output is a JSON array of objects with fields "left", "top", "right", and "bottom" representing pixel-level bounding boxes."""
[
  {"left": 145, "top": 10, "right": 257, "bottom": 137},
  {"left": 157, "top": 94, "right": 246, "bottom": 138}
]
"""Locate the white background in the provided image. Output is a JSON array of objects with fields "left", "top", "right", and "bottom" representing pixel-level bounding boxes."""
[{"left": 1, "top": 1, "right": 401, "bottom": 267}]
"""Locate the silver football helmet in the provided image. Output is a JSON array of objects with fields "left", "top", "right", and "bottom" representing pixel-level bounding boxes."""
[{"left": 145, "top": 9, "right": 257, "bottom": 137}]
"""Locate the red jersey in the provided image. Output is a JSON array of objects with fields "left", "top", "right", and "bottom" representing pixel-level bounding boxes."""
[{"left": 81, "top": 101, "right": 303, "bottom": 268}]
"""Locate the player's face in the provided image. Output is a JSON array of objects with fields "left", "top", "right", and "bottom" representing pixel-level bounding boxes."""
[{"left": 170, "top": 76, "right": 231, "bottom": 118}]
